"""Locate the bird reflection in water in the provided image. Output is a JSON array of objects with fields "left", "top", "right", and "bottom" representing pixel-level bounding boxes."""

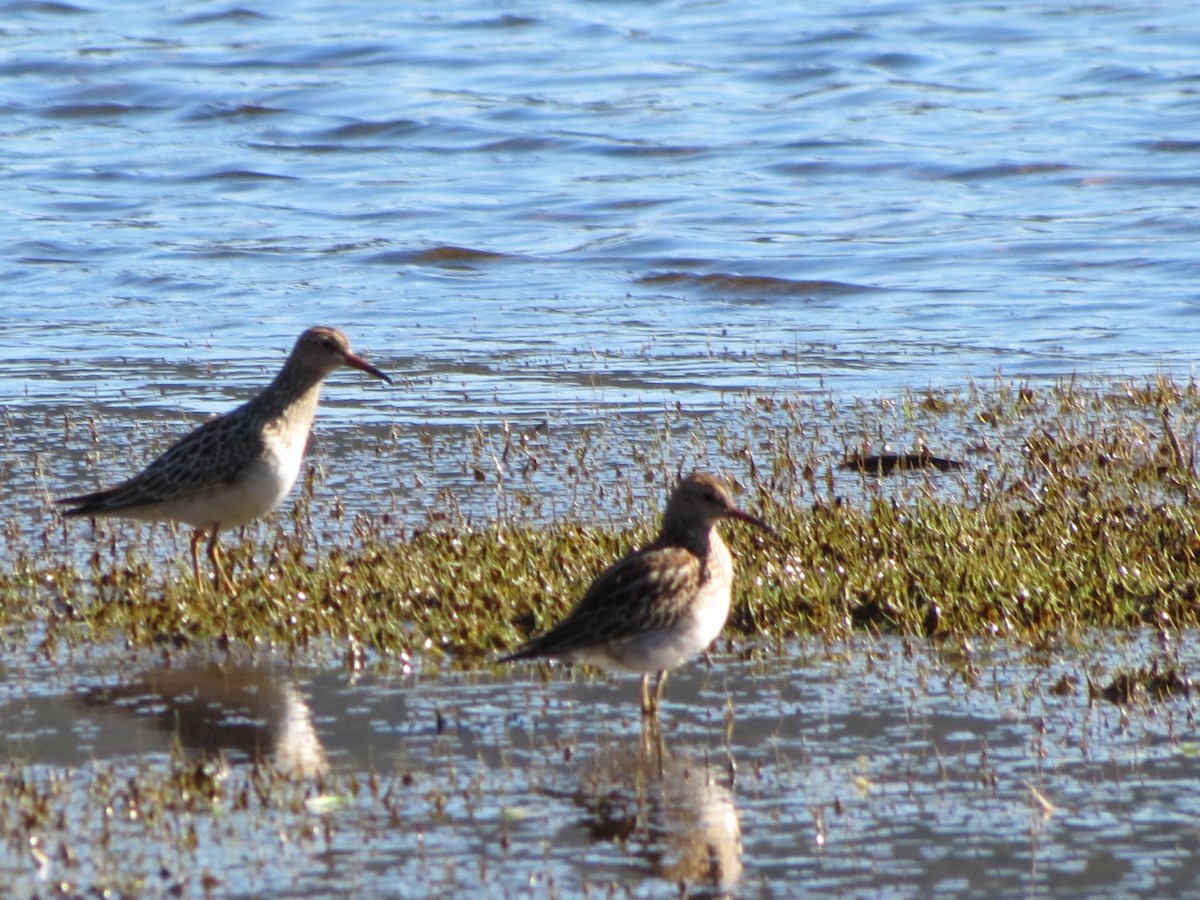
[
  {"left": 80, "top": 660, "right": 327, "bottom": 778},
  {"left": 575, "top": 722, "right": 742, "bottom": 895}
]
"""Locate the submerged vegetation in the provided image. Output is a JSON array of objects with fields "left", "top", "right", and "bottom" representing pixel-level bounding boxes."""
[
  {"left": 3, "top": 375, "right": 1200, "bottom": 897},
  {"left": 4, "top": 374, "right": 1200, "bottom": 663}
]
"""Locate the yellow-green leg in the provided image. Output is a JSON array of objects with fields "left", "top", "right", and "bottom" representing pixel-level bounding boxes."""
[
  {"left": 207, "top": 530, "right": 235, "bottom": 594},
  {"left": 640, "top": 670, "right": 669, "bottom": 716},
  {"left": 190, "top": 530, "right": 205, "bottom": 586},
  {"left": 192, "top": 528, "right": 235, "bottom": 594}
]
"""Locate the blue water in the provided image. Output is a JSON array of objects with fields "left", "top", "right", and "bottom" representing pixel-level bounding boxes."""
[
  {"left": 4, "top": 0, "right": 1198, "bottom": 532},
  {"left": 4, "top": 1, "right": 1199, "bottom": 405},
  {"left": 3, "top": 635, "right": 1198, "bottom": 898},
  {"left": 3, "top": 4, "right": 1200, "bottom": 896}
]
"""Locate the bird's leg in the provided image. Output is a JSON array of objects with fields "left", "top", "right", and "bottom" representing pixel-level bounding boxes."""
[
  {"left": 207, "top": 530, "right": 236, "bottom": 595},
  {"left": 641, "top": 670, "right": 669, "bottom": 717},
  {"left": 652, "top": 670, "right": 669, "bottom": 711},
  {"left": 190, "top": 530, "right": 205, "bottom": 587}
]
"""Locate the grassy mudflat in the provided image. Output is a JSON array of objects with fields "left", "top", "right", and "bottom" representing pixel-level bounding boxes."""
[
  {"left": 4, "top": 375, "right": 1200, "bottom": 660},
  {"left": 3, "top": 376, "right": 1200, "bottom": 898}
]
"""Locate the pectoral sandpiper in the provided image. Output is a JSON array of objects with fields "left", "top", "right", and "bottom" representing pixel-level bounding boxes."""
[
  {"left": 501, "top": 472, "right": 771, "bottom": 716},
  {"left": 56, "top": 326, "right": 390, "bottom": 592}
]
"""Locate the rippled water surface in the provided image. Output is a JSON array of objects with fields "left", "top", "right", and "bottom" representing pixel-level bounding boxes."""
[
  {"left": 6, "top": 1, "right": 1200, "bottom": 402},
  {"left": 4, "top": 3, "right": 1200, "bottom": 895},
  {"left": 2, "top": 636, "right": 1198, "bottom": 897},
  {"left": 5, "top": 0, "right": 1200, "bottom": 528}
]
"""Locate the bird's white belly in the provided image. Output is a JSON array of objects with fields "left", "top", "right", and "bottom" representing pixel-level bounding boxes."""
[
  {"left": 580, "top": 576, "right": 733, "bottom": 675},
  {"left": 165, "top": 452, "right": 301, "bottom": 530}
]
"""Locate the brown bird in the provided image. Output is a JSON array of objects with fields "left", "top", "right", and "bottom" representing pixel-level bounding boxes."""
[
  {"left": 502, "top": 472, "right": 771, "bottom": 715},
  {"left": 56, "top": 326, "right": 390, "bottom": 592}
]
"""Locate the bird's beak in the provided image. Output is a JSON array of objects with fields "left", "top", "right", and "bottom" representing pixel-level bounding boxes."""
[
  {"left": 728, "top": 506, "right": 775, "bottom": 536},
  {"left": 344, "top": 352, "right": 392, "bottom": 384}
]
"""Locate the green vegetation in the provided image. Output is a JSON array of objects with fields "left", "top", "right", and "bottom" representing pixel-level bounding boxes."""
[
  {"left": 1, "top": 376, "right": 1198, "bottom": 897},
  {"left": 5, "top": 375, "right": 1200, "bottom": 664}
]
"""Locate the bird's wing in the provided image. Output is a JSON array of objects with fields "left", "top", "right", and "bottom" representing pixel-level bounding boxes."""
[
  {"left": 504, "top": 545, "right": 703, "bottom": 660},
  {"left": 56, "top": 411, "right": 264, "bottom": 515}
]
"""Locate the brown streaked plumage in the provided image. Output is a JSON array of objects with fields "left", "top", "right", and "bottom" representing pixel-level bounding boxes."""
[
  {"left": 56, "top": 326, "right": 390, "bottom": 592},
  {"left": 502, "top": 472, "right": 772, "bottom": 715}
]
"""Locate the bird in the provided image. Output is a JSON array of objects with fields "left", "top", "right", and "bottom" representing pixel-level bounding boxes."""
[
  {"left": 501, "top": 472, "right": 771, "bottom": 716},
  {"left": 56, "top": 326, "right": 390, "bottom": 593}
]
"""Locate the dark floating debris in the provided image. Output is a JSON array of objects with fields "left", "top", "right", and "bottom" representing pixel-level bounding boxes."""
[
  {"left": 1048, "top": 673, "right": 1079, "bottom": 697},
  {"left": 367, "top": 245, "right": 515, "bottom": 267},
  {"left": 1091, "top": 662, "right": 1191, "bottom": 705},
  {"left": 840, "top": 450, "right": 966, "bottom": 476},
  {"left": 636, "top": 271, "right": 871, "bottom": 296}
]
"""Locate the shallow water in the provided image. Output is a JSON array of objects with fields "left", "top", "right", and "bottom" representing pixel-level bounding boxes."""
[
  {"left": 4, "top": 3, "right": 1200, "bottom": 895},
  {"left": 1, "top": 634, "right": 1197, "bottom": 897},
  {"left": 5, "top": 0, "right": 1200, "bottom": 540}
]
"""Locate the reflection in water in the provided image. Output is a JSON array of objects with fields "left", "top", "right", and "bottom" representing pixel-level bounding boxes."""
[
  {"left": 575, "top": 723, "right": 742, "bottom": 895},
  {"left": 79, "top": 661, "right": 327, "bottom": 778},
  {"left": 6, "top": 635, "right": 1200, "bottom": 895}
]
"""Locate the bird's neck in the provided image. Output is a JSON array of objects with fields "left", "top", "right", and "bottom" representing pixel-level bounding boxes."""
[
  {"left": 655, "top": 519, "right": 719, "bottom": 558},
  {"left": 252, "top": 382, "right": 323, "bottom": 462},
  {"left": 251, "top": 367, "right": 326, "bottom": 429},
  {"left": 275, "top": 354, "right": 329, "bottom": 396},
  {"left": 276, "top": 383, "right": 323, "bottom": 432}
]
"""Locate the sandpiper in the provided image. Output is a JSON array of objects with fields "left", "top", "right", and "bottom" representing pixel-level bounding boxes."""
[
  {"left": 501, "top": 472, "right": 771, "bottom": 716},
  {"left": 56, "top": 326, "right": 390, "bottom": 592}
]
